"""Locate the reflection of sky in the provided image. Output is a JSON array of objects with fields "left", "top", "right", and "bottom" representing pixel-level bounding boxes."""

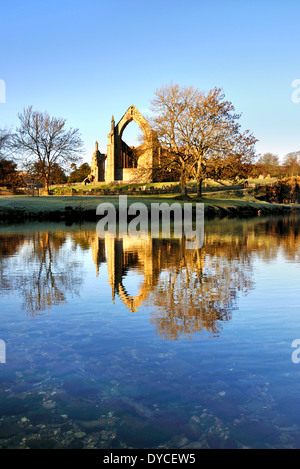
[
  {"left": 120, "top": 270, "right": 146, "bottom": 299},
  {"left": 1, "top": 221, "right": 300, "bottom": 336},
  {"left": 224, "top": 253, "right": 300, "bottom": 358},
  {"left": 0, "top": 226, "right": 300, "bottom": 412},
  {"left": 73, "top": 235, "right": 300, "bottom": 350},
  {"left": 1, "top": 221, "right": 300, "bottom": 449}
]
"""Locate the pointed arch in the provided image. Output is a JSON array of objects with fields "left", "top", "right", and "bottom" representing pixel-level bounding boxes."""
[
  {"left": 105, "top": 104, "right": 158, "bottom": 183},
  {"left": 117, "top": 105, "right": 152, "bottom": 141}
]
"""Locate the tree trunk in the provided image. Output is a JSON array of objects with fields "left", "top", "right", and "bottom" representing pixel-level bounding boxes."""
[
  {"left": 196, "top": 178, "right": 203, "bottom": 198},
  {"left": 180, "top": 166, "right": 187, "bottom": 198},
  {"left": 44, "top": 177, "right": 50, "bottom": 195}
]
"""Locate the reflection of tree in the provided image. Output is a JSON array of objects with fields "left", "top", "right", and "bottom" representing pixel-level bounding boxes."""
[
  {"left": 146, "top": 216, "right": 300, "bottom": 340},
  {"left": 0, "top": 233, "right": 25, "bottom": 291},
  {"left": 263, "top": 216, "right": 300, "bottom": 262},
  {"left": 147, "top": 239, "right": 254, "bottom": 340},
  {"left": 0, "top": 215, "right": 299, "bottom": 330},
  {"left": 205, "top": 216, "right": 300, "bottom": 263},
  {"left": 0, "top": 231, "right": 83, "bottom": 316}
]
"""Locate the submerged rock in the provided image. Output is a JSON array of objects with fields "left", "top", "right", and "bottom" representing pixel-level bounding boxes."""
[
  {"left": 0, "top": 422, "right": 19, "bottom": 438},
  {"left": 74, "top": 431, "right": 86, "bottom": 439}
]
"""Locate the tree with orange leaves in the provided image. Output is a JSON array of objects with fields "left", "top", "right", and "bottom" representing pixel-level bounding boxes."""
[{"left": 150, "top": 83, "right": 257, "bottom": 197}]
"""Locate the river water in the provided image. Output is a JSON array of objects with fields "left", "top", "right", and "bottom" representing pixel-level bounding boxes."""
[{"left": 0, "top": 215, "right": 300, "bottom": 449}]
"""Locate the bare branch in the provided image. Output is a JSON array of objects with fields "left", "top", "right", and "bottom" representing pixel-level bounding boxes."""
[{"left": 10, "top": 107, "right": 84, "bottom": 193}]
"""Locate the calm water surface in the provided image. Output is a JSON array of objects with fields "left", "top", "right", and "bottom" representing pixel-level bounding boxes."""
[{"left": 0, "top": 215, "right": 300, "bottom": 449}]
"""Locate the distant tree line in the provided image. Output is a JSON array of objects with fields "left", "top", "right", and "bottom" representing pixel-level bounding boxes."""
[
  {"left": 68, "top": 162, "right": 91, "bottom": 183},
  {"left": 252, "top": 151, "right": 300, "bottom": 179}
]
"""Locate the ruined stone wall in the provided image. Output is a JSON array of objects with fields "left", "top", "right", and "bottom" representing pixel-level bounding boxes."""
[{"left": 105, "top": 105, "right": 157, "bottom": 184}]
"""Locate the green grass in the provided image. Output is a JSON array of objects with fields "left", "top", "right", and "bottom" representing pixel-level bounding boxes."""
[
  {"left": 49, "top": 180, "right": 182, "bottom": 195},
  {"left": 0, "top": 189, "right": 298, "bottom": 223},
  {"left": 48, "top": 177, "right": 277, "bottom": 195}
]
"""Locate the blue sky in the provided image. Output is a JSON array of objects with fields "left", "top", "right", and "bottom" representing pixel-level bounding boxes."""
[{"left": 0, "top": 0, "right": 299, "bottom": 164}]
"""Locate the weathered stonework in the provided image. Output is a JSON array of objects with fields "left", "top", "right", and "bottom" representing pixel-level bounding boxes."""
[
  {"left": 86, "top": 105, "right": 158, "bottom": 185},
  {"left": 84, "top": 141, "right": 106, "bottom": 184}
]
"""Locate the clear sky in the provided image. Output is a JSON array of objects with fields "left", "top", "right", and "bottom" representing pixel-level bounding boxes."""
[{"left": 0, "top": 0, "right": 299, "bottom": 164}]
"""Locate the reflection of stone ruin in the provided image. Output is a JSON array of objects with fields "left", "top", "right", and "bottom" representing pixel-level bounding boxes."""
[
  {"left": 90, "top": 230, "right": 256, "bottom": 327},
  {"left": 2, "top": 216, "right": 299, "bottom": 336},
  {"left": 85, "top": 105, "right": 158, "bottom": 185},
  {"left": 91, "top": 235, "right": 161, "bottom": 312}
]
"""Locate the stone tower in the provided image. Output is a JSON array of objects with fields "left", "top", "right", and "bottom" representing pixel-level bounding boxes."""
[{"left": 87, "top": 141, "right": 106, "bottom": 183}]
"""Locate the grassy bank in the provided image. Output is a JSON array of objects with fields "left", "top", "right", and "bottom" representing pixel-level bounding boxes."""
[
  {"left": 0, "top": 190, "right": 299, "bottom": 223},
  {"left": 47, "top": 177, "right": 276, "bottom": 196}
]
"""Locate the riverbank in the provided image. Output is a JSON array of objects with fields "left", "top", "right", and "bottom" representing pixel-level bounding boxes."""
[{"left": 0, "top": 193, "right": 299, "bottom": 223}]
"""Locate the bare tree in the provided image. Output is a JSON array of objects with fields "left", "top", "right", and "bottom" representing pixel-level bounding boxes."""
[
  {"left": 282, "top": 151, "right": 300, "bottom": 177},
  {"left": 150, "top": 83, "right": 257, "bottom": 197},
  {"left": 189, "top": 88, "right": 257, "bottom": 196},
  {"left": 0, "top": 128, "right": 11, "bottom": 157},
  {"left": 256, "top": 153, "right": 280, "bottom": 177},
  {"left": 11, "top": 106, "right": 84, "bottom": 193},
  {"left": 150, "top": 83, "right": 198, "bottom": 197},
  {"left": 0, "top": 128, "right": 24, "bottom": 187}
]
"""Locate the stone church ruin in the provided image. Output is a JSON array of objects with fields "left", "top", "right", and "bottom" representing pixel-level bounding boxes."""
[{"left": 85, "top": 105, "right": 158, "bottom": 185}]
